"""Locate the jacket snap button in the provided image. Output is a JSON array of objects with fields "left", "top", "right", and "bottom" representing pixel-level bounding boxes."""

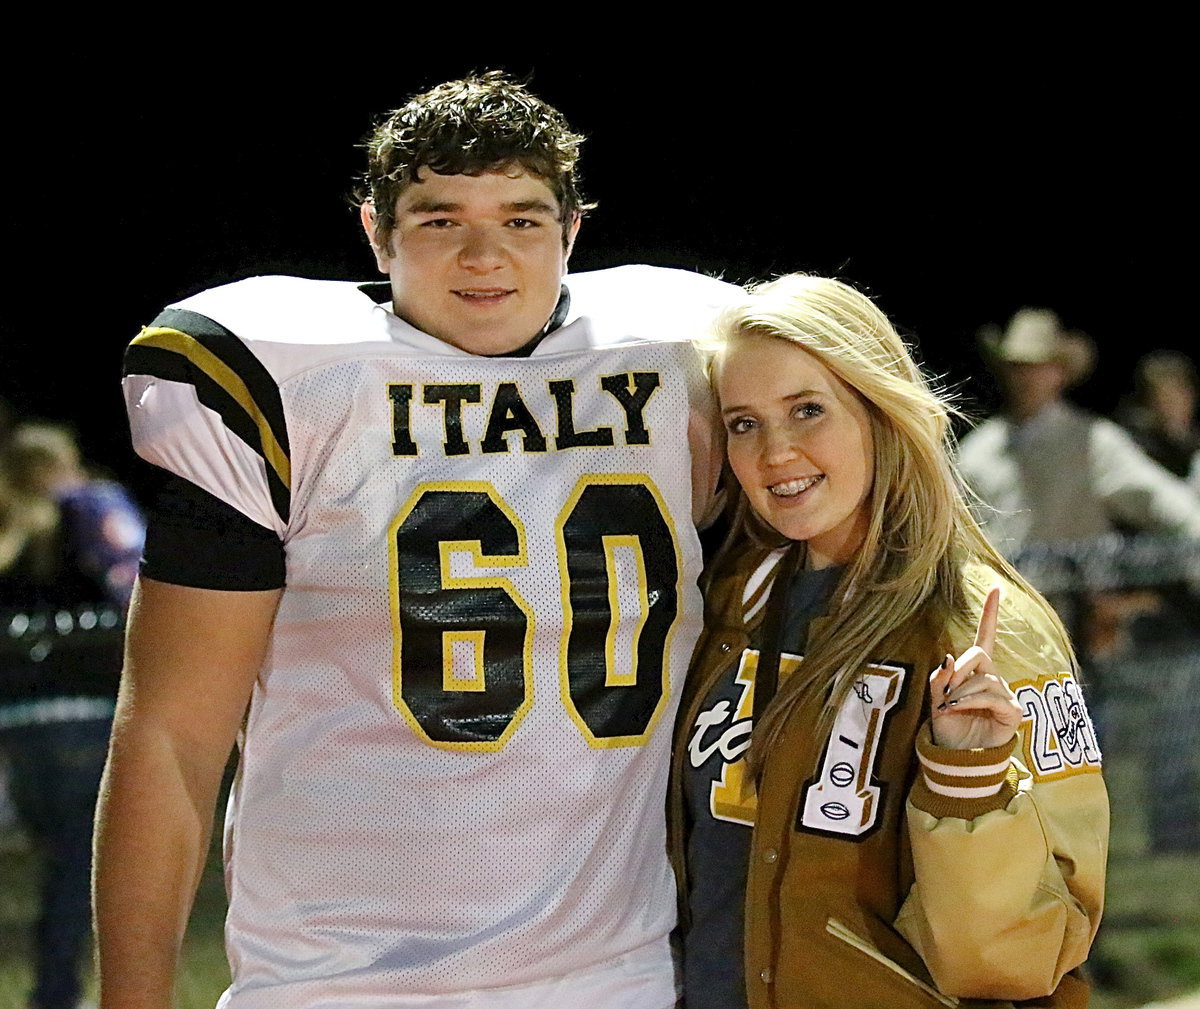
[
  {"left": 762, "top": 848, "right": 778, "bottom": 863},
  {"left": 759, "top": 968, "right": 773, "bottom": 983},
  {"left": 719, "top": 642, "right": 732, "bottom": 652}
]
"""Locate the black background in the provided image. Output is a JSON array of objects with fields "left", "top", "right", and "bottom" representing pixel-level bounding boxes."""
[{"left": 1, "top": 40, "right": 1187, "bottom": 489}]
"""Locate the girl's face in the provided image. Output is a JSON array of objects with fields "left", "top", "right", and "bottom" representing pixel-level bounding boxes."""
[{"left": 719, "top": 335, "right": 875, "bottom": 569}]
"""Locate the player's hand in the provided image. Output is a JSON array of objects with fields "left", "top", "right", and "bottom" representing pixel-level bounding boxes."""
[{"left": 928, "top": 586, "right": 1023, "bottom": 750}]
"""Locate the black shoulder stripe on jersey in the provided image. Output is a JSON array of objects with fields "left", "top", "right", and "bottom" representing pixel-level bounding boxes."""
[
  {"left": 142, "top": 470, "right": 287, "bottom": 591},
  {"left": 124, "top": 309, "right": 291, "bottom": 524}
]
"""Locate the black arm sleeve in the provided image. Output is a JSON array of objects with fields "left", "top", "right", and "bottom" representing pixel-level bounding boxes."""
[{"left": 140, "top": 471, "right": 286, "bottom": 591}]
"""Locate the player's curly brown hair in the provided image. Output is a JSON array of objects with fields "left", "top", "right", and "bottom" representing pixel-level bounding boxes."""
[{"left": 361, "top": 71, "right": 594, "bottom": 250}]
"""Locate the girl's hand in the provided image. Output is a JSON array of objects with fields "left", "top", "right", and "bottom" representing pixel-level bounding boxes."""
[{"left": 928, "top": 587, "right": 1024, "bottom": 750}]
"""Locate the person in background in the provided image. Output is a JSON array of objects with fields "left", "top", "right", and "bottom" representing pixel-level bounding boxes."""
[
  {"left": 1113, "top": 350, "right": 1200, "bottom": 852},
  {"left": 960, "top": 312, "right": 1200, "bottom": 854},
  {"left": 670, "top": 275, "right": 1107, "bottom": 1008},
  {"left": 1119, "top": 349, "right": 1200, "bottom": 491},
  {"left": 0, "top": 422, "right": 144, "bottom": 1009},
  {"left": 957, "top": 308, "right": 1200, "bottom": 556}
]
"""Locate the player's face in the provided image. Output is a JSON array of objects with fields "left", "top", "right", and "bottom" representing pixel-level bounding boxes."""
[
  {"left": 719, "top": 336, "right": 875, "bottom": 570},
  {"left": 365, "top": 168, "right": 579, "bottom": 355}
]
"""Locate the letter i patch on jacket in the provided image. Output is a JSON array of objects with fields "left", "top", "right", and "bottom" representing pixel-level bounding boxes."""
[{"left": 797, "top": 662, "right": 907, "bottom": 840}]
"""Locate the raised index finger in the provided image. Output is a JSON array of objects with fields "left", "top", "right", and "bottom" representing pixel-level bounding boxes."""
[{"left": 974, "top": 586, "right": 1001, "bottom": 654}]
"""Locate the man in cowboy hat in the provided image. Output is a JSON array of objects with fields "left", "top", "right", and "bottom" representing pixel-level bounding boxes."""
[
  {"left": 961, "top": 311, "right": 1200, "bottom": 858},
  {"left": 958, "top": 306, "right": 1200, "bottom": 554}
]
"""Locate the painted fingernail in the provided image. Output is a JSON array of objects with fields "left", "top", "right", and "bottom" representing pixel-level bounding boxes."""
[
  {"left": 936, "top": 699, "right": 960, "bottom": 711},
  {"left": 941, "top": 654, "right": 953, "bottom": 694}
]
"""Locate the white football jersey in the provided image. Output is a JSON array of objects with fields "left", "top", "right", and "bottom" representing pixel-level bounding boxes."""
[{"left": 123, "top": 266, "right": 739, "bottom": 1008}]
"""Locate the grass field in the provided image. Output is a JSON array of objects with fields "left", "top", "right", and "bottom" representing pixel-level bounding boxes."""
[
  {"left": 1085, "top": 753, "right": 1200, "bottom": 1009},
  {"left": 1, "top": 753, "right": 1196, "bottom": 1008}
]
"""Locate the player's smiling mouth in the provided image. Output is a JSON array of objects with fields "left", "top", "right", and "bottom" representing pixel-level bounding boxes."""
[
  {"left": 768, "top": 474, "right": 824, "bottom": 498},
  {"left": 453, "top": 288, "right": 516, "bottom": 303}
]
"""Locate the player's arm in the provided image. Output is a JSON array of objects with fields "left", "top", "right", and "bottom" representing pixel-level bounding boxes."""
[
  {"left": 105, "top": 307, "right": 291, "bottom": 1006},
  {"left": 688, "top": 361, "right": 726, "bottom": 527},
  {"left": 94, "top": 576, "right": 281, "bottom": 1009}
]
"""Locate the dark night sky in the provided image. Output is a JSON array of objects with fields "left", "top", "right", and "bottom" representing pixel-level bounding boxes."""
[{"left": 1, "top": 45, "right": 1188, "bottom": 491}]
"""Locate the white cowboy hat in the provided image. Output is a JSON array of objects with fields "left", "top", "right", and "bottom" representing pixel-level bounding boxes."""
[{"left": 980, "top": 307, "right": 1096, "bottom": 386}]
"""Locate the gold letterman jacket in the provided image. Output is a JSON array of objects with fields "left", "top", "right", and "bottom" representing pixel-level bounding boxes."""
[{"left": 668, "top": 547, "right": 1109, "bottom": 1009}]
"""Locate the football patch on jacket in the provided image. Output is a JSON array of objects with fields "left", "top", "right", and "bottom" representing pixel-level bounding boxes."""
[{"left": 797, "top": 661, "right": 909, "bottom": 840}]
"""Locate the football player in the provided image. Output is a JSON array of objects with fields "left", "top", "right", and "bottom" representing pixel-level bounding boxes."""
[{"left": 94, "top": 72, "right": 740, "bottom": 1008}]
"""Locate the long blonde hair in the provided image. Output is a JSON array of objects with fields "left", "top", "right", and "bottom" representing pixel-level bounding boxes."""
[{"left": 706, "top": 274, "right": 1075, "bottom": 757}]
